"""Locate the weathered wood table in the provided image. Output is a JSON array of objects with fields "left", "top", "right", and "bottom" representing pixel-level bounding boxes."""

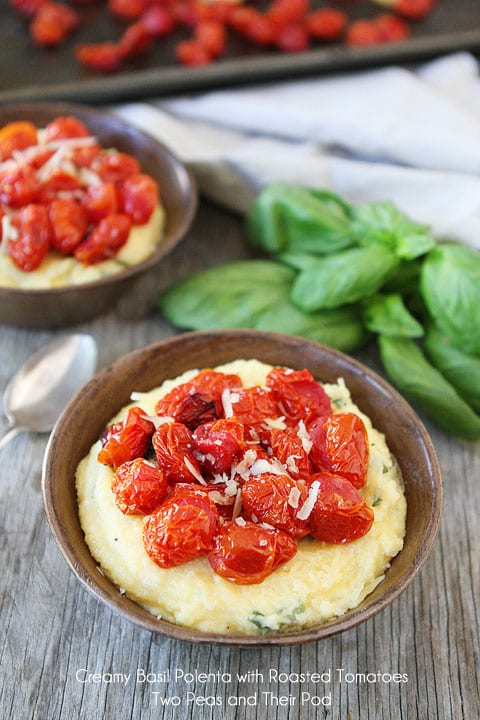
[{"left": 1, "top": 200, "right": 479, "bottom": 720}]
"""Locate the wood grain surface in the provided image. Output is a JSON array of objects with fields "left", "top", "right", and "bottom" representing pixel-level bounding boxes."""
[{"left": 1, "top": 201, "right": 479, "bottom": 720}]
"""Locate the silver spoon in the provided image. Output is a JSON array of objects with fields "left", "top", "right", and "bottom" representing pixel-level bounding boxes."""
[{"left": 0, "top": 333, "right": 98, "bottom": 450}]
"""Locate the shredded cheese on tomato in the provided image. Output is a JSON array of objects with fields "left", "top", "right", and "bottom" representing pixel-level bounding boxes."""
[
  {"left": 296, "top": 480, "right": 320, "bottom": 521},
  {"left": 183, "top": 456, "right": 206, "bottom": 485}
]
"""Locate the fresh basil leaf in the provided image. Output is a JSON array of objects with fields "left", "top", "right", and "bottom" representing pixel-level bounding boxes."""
[
  {"left": 290, "top": 245, "right": 399, "bottom": 311},
  {"left": 363, "top": 294, "right": 424, "bottom": 338},
  {"left": 420, "top": 243, "right": 480, "bottom": 356},
  {"left": 424, "top": 325, "right": 480, "bottom": 413},
  {"left": 351, "top": 201, "right": 434, "bottom": 259},
  {"left": 159, "top": 260, "right": 367, "bottom": 353},
  {"left": 159, "top": 260, "right": 296, "bottom": 329},
  {"left": 379, "top": 335, "right": 480, "bottom": 441},
  {"left": 255, "top": 303, "right": 368, "bottom": 354},
  {"left": 245, "top": 184, "right": 355, "bottom": 256}
]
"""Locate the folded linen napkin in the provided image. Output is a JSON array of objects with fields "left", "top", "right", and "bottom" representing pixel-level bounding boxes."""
[{"left": 114, "top": 52, "right": 480, "bottom": 249}]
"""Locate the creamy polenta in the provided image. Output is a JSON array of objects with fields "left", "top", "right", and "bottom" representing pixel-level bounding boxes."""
[
  {"left": 0, "top": 204, "right": 164, "bottom": 289},
  {"left": 76, "top": 359, "right": 406, "bottom": 635}
]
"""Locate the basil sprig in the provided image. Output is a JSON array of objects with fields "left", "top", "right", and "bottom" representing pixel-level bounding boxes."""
[{"left": 158, "top": 185, "right": 480, "bottom": 441}]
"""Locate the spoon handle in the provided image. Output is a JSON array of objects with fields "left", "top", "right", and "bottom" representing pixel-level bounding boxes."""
[{"left": 0, "top": 426, "right": 27, "bottom": 451}]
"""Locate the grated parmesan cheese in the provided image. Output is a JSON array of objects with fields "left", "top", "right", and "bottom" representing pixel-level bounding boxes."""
[
  {"left": 183, "top": 456, "right": 206, "bottom": 485},
  {"left": 297, "top": 420, "right": 313, "bottom": 454},
  {"left": 296, "top": 480, "right": 320, "bottom": 521},
  {"left": 287, "top": 486, "right": 301, "bottom": 509}
]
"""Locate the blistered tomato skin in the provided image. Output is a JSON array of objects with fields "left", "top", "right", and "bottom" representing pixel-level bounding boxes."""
[
  {"left": 81, "top": 182, "right": 119, "bottom": 224},
  {"left": 0, "top": 121, "right": 38, "bottom": 161},
  {"left": 242, "top": 472, "right": 309, "bottom": 539},
  {"left": 268, "top": 427, "right": 311, "bottom": 480},
  {"left": 112, "top": 458, "right": 167, "bottom": 515},
  {"left": 92, "top": 152, "right": 141, "bottom": 183},
  {"left": 143, "top": 486, "right": 219, "bottom": 568},
  {"left": 0, "top": 165, "right": 40, "bottom": 208},
  {"left": 152, "top": 422, "right": 203, "bottom": 484},
  {"left": 307, "top": 472, "right": 374, "bottom": 544},
  {"left": 208, "top": 520, "right": 297, "bottom": 585},
  {"left": 229, "top": 385, "right": 281, "bottom": 442},
  {"left": 48, "top": 198, "right": 88, "bottom": 254},
  {"left": 44, "top": 116, "right": 90, "bottom": 141},
  {"left": 8, "top": 203, "right": 52, "bottom": 271},
  {"left": 267, "top": 367, "right": 332, "bottom": 425},
  {"left": 155, "top": 369, "right": 241, "bottom": 420},
  {"left": 117, "top": 173, "right": 159, "bottom": 225},
  {"left": 98, "top": 406, "right": 155, "bottom": 470},
  {"left": 74, "top": 213, "right": 132, "bottom": 265},
  {"left": 309, "top": 412, "right": 370, "bottom": 489},
  {"left": 193, "top": 418, "right": 244, "bottom": 475}
]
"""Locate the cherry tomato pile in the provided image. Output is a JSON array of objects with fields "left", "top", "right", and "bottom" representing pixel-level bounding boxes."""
[
  {"left": 0, "top": 116, "right": 159, "bottom": 272},
  {"left": 8, "top": 0, "right": 439, "bottom": 72},
  {"left": 98, "top": 366, "right": 375, "bottom": 585}
]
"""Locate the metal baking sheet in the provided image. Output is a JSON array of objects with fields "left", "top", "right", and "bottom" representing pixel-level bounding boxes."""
[{"left": 1, "top": 0, "right": 480, "bottom": 105}]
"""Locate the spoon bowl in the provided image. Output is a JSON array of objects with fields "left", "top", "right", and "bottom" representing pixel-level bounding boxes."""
[{"left": 1, "top": 334, "right": 97, "bottom": 449}]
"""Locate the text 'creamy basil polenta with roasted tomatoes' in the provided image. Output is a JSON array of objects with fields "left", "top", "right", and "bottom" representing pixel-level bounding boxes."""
[
  {"left": 0, "top": 116, "right": 164, "bottom": 288},
  {"left": 76, "top": 360, "right": 406, "bottom": 635}
]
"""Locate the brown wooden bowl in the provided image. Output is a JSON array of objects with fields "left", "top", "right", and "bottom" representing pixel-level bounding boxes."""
[
  {"left": 0, "top": 102, "right": 197, "bottom": 328},
  {"left": 42, "top": 330, "right": 442, "bottom": 645}
]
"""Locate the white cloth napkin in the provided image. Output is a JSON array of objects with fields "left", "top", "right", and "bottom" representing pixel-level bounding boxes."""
[{"left": 114, "top": 52, "right": 480, "bottom": 250}]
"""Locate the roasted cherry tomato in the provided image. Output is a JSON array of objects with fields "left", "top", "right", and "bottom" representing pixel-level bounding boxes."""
[
  {"left": 48, "top": 198, "right": 88, "bottom": 254},
  {"left": 8, "top": 203, "right": 51, "bottom": 271},
  {"left": 44, "top": 116, "right": 90, "bottom": 142},
  {"left": 195, "top": 20, "right": 227, "bottom": 58},
  {"left": 112, "top": 458, "right": 167, "bottom": 515},
  {"left": 152, "top": 421, "right": 203, "bottom": 484},
  {"left": 92, "top": 152, "right": 141, "bottom": 183},
  {"left": 201, "top": 481, "right": 237, "bottom": 519},
  {"left": 140, "top": 6, "right": 176, "bottom": 38},
  {"left": 208, "top": 520, "right": 297, "bottom": 584},
  {"left": 229, "top": 386, "right": 280, "bottom": 442},
  {"left": 155, "top": 369, "right": 241, "bottom": 420},
  {"left": 268, "top": 427, "right": 311, "bottom": 480},
  {"left": 39, "top": 170, "right": 83, "bottom": 204},
  {"left": 309, "top": 412, "right": 370, "bottom": 489},
  {"left": 75, "top": 42, "right": 122, "bottom": 73},
  {"left": 108, "top": 0, "right": 145, "bottom": 21},
  {"left": 116, "top": 172, "right": 159, "bottom": 225},
  {"left": 175, "top": 39, "right": 213, "bottom": 66},
  {"left": 306, "top": 472, "right": 374, "bottom": 544},
  {"left": 143, "top": 485, "right": 219, "bottom": 568},
  {"left": 0, "top": 121, "right": 38, "bottom": 162},
  {"left": 193, "top": 418, "right": 244, "bottom": 475},
  {"left": 74, "top": 213, "right": 132, "bottom": 265},
  {"left": 118, "top": 21, "right": 153, "bottom": 60},
  {"left": 98, "top": 406, "right": 155, "bottom": 469},
  {"left": 242, "top": 472, "right": 309, "bottom": 538},
  {"left": 266, "top": 0, "right": 309, "bottom": 26},
  {"left": 30, "top": 3, "right": 79, "bottom": 48},
  {"left": 275, "top": 23, "right": 310, "bottom": 53},
  {"left": 266, "top": 367, "right": 332, "bottom": 426},
  {"left": 0, "top": 164, "right": 39, "bottom": 208},
  {"left": 70, "top": 143, "right": 101, "bottom": 168},
  {"left": 81, "top": 182, "right": 119, "bottom": 224},
  {"left": 156, "top": 387, "right": 216, "bottom": 430},
  {"left": 306, "top": 8, "right": 347, "bottom": 41},
  {"left": 345, "top": 19, "right": 383, "bottom": 46}
]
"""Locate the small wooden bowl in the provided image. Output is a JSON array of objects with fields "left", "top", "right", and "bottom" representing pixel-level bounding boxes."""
[
  {"left": 0, "top": 102, "right": 197, "bottom": 328},
  {"left": 42, "top": 330, "right": 442, "bottom": 645}
]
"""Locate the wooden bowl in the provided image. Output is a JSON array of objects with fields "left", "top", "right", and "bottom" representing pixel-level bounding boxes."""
[
  {"left": 0, "top": 102, "right": 196, "bottom": 328},
  {"left": 42, "top": 330, "right": 442, "bottom": 645}
]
